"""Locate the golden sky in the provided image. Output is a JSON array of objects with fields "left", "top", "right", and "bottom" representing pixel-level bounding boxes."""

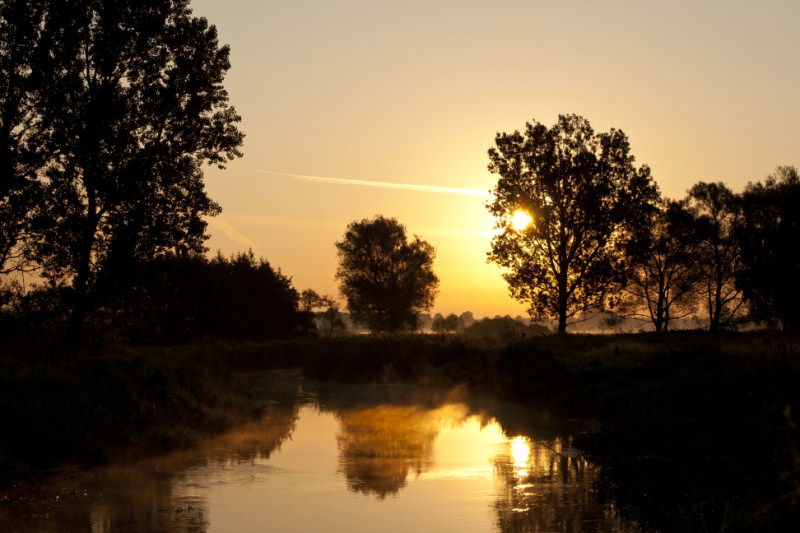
[{"left": 191, "top": 0, "right": 799, "bottom": 318}]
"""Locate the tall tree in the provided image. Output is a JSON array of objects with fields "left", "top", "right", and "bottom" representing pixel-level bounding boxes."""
[
  {"left": 335, "top": 215, "right": 438, "bottom": 333},
  {"left": 30, "top": 0, "right": 243, "bottom": 340},
  {"left": 621, "top": 200, "right": 700, "bottom": 331},
  {"left": 686, "top": 182, "right": 745, "bottom": 332},
  {"left": 487, "top": 114, "right": 658, "bottom": 333},
  {"left": 736, "top": 166, "right": 800, "bottom": 331},
  {"left": 0, "top": 0, "right": 45, "bottom": 274}
]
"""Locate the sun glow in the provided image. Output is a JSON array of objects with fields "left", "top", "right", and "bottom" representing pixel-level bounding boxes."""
[
  {"left": 510, "top": 436, "right": 531, "bottom": 477},
  {"left": 511, "top": 210, "right": 532, "bottom": 232}
]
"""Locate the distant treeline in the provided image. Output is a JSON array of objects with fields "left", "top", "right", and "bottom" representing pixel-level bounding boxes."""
[{"left": 0, "top": 251, "right": 312, "bottom": 346}]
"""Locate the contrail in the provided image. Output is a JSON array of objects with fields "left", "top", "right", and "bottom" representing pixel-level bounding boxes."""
[
  {"left": 248, "top": 169, "right": 490, "bottom": 197},
  {"left": 205, "top": 217, "right": 265, "bottom": 256}
]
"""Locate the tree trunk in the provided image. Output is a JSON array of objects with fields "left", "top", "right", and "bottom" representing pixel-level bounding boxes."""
[
  {"left": 67, "top": 262, "right": 89, "bottom": 345},
  {"left": 67, "top": 190, "right": 100, "bottom": 346},
  {"left": 557, "top": 271, "right": 568, "bottom": 334}
]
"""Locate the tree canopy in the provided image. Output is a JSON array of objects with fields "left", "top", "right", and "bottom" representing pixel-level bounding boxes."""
[
  {"left": 335, "top": 215, "right": 438, "bottom": 333},
  {"left": 686, "top": 182, "right": 745, "bottom": 331},
  {"left": 487, "top": 114, "right": 658, "bottom": 333},
  {"left": 736, "top": 166, "right": 800, "bottom": 331},
  {"left": 0, "top": 0, "right": 244, "bottom": 341},
  {"left": 0, "top": 0, "right": 45, "bottom": 275},
  {"left": 620, "top": 199, "right": 700, "bottom": 331}
]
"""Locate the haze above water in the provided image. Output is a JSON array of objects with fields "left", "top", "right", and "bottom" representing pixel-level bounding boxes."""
[{"left": 2, "top": 376, "right": 635, "bottom": 532}]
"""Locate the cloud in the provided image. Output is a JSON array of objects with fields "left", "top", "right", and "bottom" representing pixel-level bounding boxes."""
[{"left": 249, "top": 169, "right": 490, "bottom": 197}]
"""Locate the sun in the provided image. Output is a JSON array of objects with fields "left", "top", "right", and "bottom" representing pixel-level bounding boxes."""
[{"left": 511, "top": 210, "right": 532, "bottom": 231}]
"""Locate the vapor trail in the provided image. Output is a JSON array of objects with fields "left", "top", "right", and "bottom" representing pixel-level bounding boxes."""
[{"left": 249, "top": 169, "right": 489, "bottom": 197}]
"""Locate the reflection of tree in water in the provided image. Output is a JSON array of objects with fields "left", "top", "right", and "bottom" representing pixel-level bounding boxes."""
[
  {"left": 0, "top": 404, "right": 299, "bottom": 533},
  {"left": 493, "top": 437, "right": 633, "bottom": 533},
  {"left": 336, "top": 405, "right": 442, "bottom": 499}
]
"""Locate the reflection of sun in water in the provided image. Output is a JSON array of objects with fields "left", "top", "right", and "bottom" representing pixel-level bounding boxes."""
[
  {"left": 510, "top": 436, "right": 530, "bottom": 477},
  {"left": 511, "top": 210, "right": 532, "bottom": 231}
]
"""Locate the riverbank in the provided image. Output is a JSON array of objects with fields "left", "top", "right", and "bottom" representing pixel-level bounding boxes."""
[
  {"left": 0, "top": 344, "right": 260, "bottom": 486},
  {"left": 1, "top": 332, "right": 798, "bottom": 530},
  {"left": 297, "top": 331, "right": 800, "bottom": 528}
]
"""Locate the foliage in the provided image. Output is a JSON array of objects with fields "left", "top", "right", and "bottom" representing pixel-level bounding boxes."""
[
  {"left": 460, "top": 316, "right": 549, "bottom": 340},
  {"left": 487, "top": 114, "right": 659, "bottom": 333},
  {"left": 1, "top": 250, "right": 310, "bottom": 344},
  {"left": 15, "top": 0, "right": 243, "bottom": 341},
  {"left": 0, "top": 280, "right": 71, "bottom": 346},
  {"left": 335, "top": 215, "right": 438, "bottom": 332},
  {"left": 431, "top": 313, "right": 463, "bottom": 333},
  {"left": 686, "top": 182, "right": 746, "bottom": 331},
  {"left": 620, "top": 200, "right": 700, "bottom": 331},
  {"left": 207, "top": 251, "right": 308, "bottom": 339},
  {"left": 736, "top": 166, "right": 800, "bottom": 331},
  {"left": 299, "top": 288, "right": 347, "bottom": 337},
  {"left": 111, "top": 250, "right": 309, "bottom": 343},
  {"left": 0, "top": 0, "right": 45, "bottom": 274}
]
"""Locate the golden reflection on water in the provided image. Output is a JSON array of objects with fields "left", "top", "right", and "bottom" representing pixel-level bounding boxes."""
[
  {"left": 492, "top": 435, "right": 627, "bottom": 532},
  {"left": 334, "top": 403, "right": 500, "bottom": 498},
  {"left": 510, "top": 436, "right": 531, "bottom": 478},
  {"left": 0, "top": 381, "right": 634, "bottom": 532},
  {"left": 336, "top": 405, "right": 440, "bottom": 498}
]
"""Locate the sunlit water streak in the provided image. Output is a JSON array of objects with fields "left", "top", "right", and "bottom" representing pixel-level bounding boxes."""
[{"left": 0, "top": 380, "right": 637, "bottom": 532}]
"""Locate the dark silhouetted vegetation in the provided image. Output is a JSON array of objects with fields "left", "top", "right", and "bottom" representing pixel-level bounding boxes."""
[
  {"left": 487, "top": 114, "right": 659, "bottom": 333},
  {"left": 736, "top": 166, "right": 800, "bottom": 331},
  {"left": 0, "top": 0, "right": 244, "bottom": 344},
  {"left": 686, "top": 181, "right": 746, "bottom": 331},
  {"left": 335, "top": 215, "right": 439, "bottom": 332},
  {"left": 0, "top": 251, "right": 311, "bottom": 345},
  {"left": 300, "top": 289, "right": 348, "bottom": 337},
  {"left": 620, "top": 199, "right": 700, "bottom": 331},
  {"left": 487, "top": 114, "right": 797, "bottom": 334},
  {"left": 0, "top": 347, "right": 244, "bottom": 485},
  {"left": 460, "top": 316, "right": 549, "bottom": 339},
  {"left": 431, "top": 312, "right": 463, "bottom": 333}
]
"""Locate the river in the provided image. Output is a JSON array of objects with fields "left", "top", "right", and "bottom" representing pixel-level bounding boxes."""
[{"left": 0, "top": 372, "right": 638, "bottom": 532}]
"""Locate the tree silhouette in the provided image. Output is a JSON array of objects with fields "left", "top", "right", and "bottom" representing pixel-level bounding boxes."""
[
  {"left": 335, "top": 215, "right": 438, "bottom": 333},
  {"left": 431, "top": 313, "right": 463, "bottom": 333},
  {"left": 620, "top": 200, "right": 700, "bottom": 331},
  {"left": 736, "top": 166, "right": 800, "bottom": 331},
  {"left": 29, "top": 0, "right": 243, "bottom": 342},
  {"left": 487, "top": 114, "right": 658, "bottom": 333},
  {"left": 0, "top": 0, "right": 45, "bottom": 275},
  {"left": 686, "top": 182, "right": 745, "bottom": 331},
  {"left": 100, "top": 250, "right": 307, "bottom": 343},
  {"left": 300, "top": 288, "right": 347, "bottom": 337}
]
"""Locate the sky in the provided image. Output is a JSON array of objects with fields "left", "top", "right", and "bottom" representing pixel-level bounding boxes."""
[{"left": 189, "top": 0, "right": 799, "bottom": 318}]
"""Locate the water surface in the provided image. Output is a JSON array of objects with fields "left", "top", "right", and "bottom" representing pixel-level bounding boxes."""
[{"left": 1, "top": 376, "right": 636, "bottom": 532}]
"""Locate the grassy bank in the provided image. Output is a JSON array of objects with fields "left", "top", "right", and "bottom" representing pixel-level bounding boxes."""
[
  {"left": 0, "top": 343, "right": 271, "bottom": 485},
  {"left": 1, "top": 332, "right": 798, "bottom": 530}
]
